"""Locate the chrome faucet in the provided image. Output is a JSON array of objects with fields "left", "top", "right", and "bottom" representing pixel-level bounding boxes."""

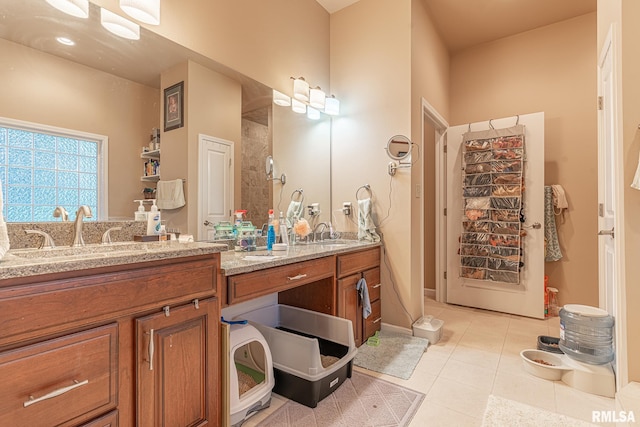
[
  {"left": 312, "top": 222, "right": 329, "bottom": 242},
  {"left": 25, "top": 229, "right": 55, "bottom": 249},
  {"left": 52, "top": 206, "right": 69, "bottom": 221},
  {"left": 102, "top": 226, "right": 122, "bottom": 244},
  {"left": 72, "top": 205, "right": 93, "bottom": 247}
]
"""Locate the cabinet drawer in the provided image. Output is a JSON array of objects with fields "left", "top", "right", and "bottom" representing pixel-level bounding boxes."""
[
  {"left": 0, "top": 256, "right": 217, "bottom": 346},
  {"left": 228, "top": 257, "right": 335, "bottom": 304},
  {"left": 82, "top": 410, "right": 118, "bottom": 427},
  {"left": 0, "top": 324, "right": 118, "bottom": 427},
  {"left": 337, "top": 247, "right": 380, "bottom": 278},
  {"left": 364, "top": 299, "right": 382, "bottom": 341},
  {"left": 363, "top": 267, "right": 381, "bottom": 302}
]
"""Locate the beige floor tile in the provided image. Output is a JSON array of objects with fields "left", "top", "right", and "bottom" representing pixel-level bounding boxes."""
[
  {"left": 457, "top": 329, "right": 506, "bottom": 354},
  {"left": 496, "top": 352, "right": 526, "bottom": 376},
  {"left": 492, "top": 368, "right": 557, "bottom": 412},
  {"left": 554, "top": 381, "right": 616, "bottom": 424},
  {"left": 417, "top": 347, "right": 450, "bottom": 377},
  {"left": 450, "top": 344, "right": 502, "bottom": 371},
  {"left": 439, "top": 358, "right": 496, "bottom": 392},
  {"left": 425, "top": 376, "right": 491, "bottom": 419},
  {"left": 410, "top": 400, "right": 482, "bottom": 427}
]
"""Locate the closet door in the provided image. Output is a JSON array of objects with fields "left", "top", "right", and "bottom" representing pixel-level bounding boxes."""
[{"left": 446, "top": 112, "right": 545, "bottom": 318}]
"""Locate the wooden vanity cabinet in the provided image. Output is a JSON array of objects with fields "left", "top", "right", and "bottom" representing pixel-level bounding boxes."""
[
  {"left": 0, "top": 253, "right": 221, "bottom": 427},
  {"left": 336, "top": 247, "right": 382, "bottom": 347}
]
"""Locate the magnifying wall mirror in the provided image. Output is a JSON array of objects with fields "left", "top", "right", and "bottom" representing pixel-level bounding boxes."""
[
  {"left": 265, "top": 155, "right": 286, "bottom": 184},
  {"left": 385, "top": 135, "right": 414, "bottom": 176}
]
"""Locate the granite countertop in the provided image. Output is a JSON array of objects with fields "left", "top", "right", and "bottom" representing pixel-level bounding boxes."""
[
  {"left": 220, "top": 240, "right": 381, "bottom": 276},
  {"left": 0, "top": 241, "right": 228, "bottom": 281}
]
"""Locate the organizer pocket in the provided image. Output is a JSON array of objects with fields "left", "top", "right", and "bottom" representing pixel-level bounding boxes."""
[
  {"left": 492, "top": 136, "right": 524, "bottom": 149},
  {"left": 491, "top": 209, "right": 520, "bottom": 222},
  {"left": 465, "top": 162, "right": 492, "bottom": 174},
  {"left": 490, "top": 197, "right": 521, "bottom": 210},
  {"left": 461, "top": 256, "right": 487, "bottom": 268},
  {"left": 465, "top": 173, "right": 492, "bottom": 186},
  {"left": 461, "top": 232, "right": 490, "bottom": 245},
  {"left": 492, "top": 184, "right": 522, "bottom": 197},
  {"left": 492, "top": 160, "right": 522, "bottom": 173},
  {"left": 493, "top": 173, "right": 521, "bottom": 185},
  {"left": 487, "top": 270, "right": 519, "bottom": 283},
  {"left": 491, "top": 222, "right": 521, "bottom": 235},
  {"left": 488, "top": 258, "right": 519, "bottom": 272},
  {"left": 493, "top": 148, "right": 523, "bottom": 160},
  {"left": 460, "top": 244, "right": 490, "bottom": 257},
  {"left": 461, "top": 267, "right": 486, "bottom": 280},
  {"left": 464, "top": 150, "right": 493, "bottom": 164},
  {"left": 465, "top": 139, "right": 492, "bottom": 151},
  {"left": 463, "top": 186, "right": 491, "bottom": 198},
  {"left": 489, "top": 234, "right": 520, "bottom": 247},
  {"left": 462, "top": 221, "right": 491, "bottom": 233},
  {"left": 466, "top": 197, "right": 491, "bottom": 210},
  {"left": 489, "top": 246, "right": 520, "bottom": 261},
  {"left": 465, "top": 209, "right": 488, "bottom": 221}
]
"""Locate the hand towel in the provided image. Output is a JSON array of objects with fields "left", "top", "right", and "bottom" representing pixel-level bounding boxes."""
[
  {"left": 286, "top": 200, "right": 304, "bottom": 228},
  {"left": 356, "top": 277, "right": 371, "bottom": 319},
  {"left": 156, "top": 179, "right": 185, "bottom": 210},
  {"left": 544, "top": 186, "right": 563, "bottom": 262},
  {"left": 0, "top": 180, "right": 10, "bottom": 259},
  {"left": 358, "top": 198, "right": 380, "bottom": 242}
]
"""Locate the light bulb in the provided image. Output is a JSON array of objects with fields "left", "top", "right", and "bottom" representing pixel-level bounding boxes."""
[
  {"left": 309, "top": 87, "right": 325, "bottom": 109},
  {"left": 272, "top": 89, "right": 291, "bottom": 107},
  {"left": 120, "top": 0, "right": 160, "bottom": 25},
  {"left": 291, "top": 99, "right": 306, "bottom": 114},
  {"left": 293, "top": 77, "right": 309, "bottom": 102},
  {"left": 324, "top": 96, "right": 340, "bottom": 116},
  {"left": 307, "top": 107, "right": 320, "bottom": 120},
  {"left": 101, "top": 8, "right": 140, "bottom": 40},
  {"left": 45, "top": 0, "right": 89, "bottom": 18}
]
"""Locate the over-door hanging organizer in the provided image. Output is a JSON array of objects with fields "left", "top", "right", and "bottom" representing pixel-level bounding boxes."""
[{"left": 459, "top": 122, "right": 526, "bottom": 284}]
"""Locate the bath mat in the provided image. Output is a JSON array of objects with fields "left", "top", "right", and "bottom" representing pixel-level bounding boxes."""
[
  {"left": 257, "top": 370, "right": 424, "bottom": 427},
  {"left": 353, "top": 331, "right": 429, "bottom": 380},
  {"left": 481, "top": 395, "right": 597, "bottom": 427}
]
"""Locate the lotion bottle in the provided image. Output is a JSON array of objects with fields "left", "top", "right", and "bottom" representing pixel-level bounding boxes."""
[
  {"left": 146, "top": 201, "right": 161, "bottom": 235},
  {"left": 266, "top": 209, "right": 276, "bottom": 254}
]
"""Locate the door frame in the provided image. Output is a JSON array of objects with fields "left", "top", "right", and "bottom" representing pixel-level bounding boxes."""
[
  {"left": 421, "top": 98, "right": 448, "bottom": 303},
  {"left": 197, "top": 134, "right": 234, "bottom": 241},
  {"left": 597, "top": 24, "right": 627, "bottom": 390}
]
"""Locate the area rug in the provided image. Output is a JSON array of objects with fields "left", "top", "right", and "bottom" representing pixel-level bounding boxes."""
[
  {"left": 257, "top": 370, "right": 424, "bottom": 427},
  {"left": 353, "top": 331, "right": 429, "bottom": 380},
  {"left": 481, "top": 395, "right": 597, "bottom": 427}
]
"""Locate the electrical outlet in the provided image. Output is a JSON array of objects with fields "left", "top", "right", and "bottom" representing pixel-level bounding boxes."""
[
  {"left": 342, "top": 202, "right": 352, "bottom": 216},
  {"left": 415, "top": 184, "right": 422, "bottom": 198}
]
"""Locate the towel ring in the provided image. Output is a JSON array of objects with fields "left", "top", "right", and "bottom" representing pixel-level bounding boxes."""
[
  {"left": 290, "top": 189, "right": 304, "bottom": 203},
  {"left": 356, "top": 184, "right": 372, "bottom": 201}
]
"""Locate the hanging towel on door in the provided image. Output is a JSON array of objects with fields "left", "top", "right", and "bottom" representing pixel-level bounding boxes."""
[
  {"left": 550, "top": 184, "right": 568, "bottom": 223},
  {"left": 544, "top": 186, "right": 563, "bottom": 262},
  {"left": 358, "top": 198, "right": 380, "bottom": 242},
  {"left": 156, "top": 179, "right": 185, "bottom": 210},
  {"left": 356, "top": 277, "right": 372, "bottom": 319}
]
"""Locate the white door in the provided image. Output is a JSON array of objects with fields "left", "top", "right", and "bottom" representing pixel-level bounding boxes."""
[
  {"left": 446, "top": 112, "right": 545, "bottom": 318},
  {"left": 598, "top": 28, "right": 626, "bottom": 388},
  {"left": 198, "top": 134, "right": 234, "bottom": 241}
]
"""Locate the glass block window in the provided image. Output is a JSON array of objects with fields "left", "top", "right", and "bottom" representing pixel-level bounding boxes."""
[{"left": 0, "top": 121, "right": 105, "bottom": 222}]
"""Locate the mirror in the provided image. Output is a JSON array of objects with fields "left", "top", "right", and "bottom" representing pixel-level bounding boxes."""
[
  {"left": 386, "top": 135, "right": 413, "bottom": 161},
  {"left": 0, "top": 0, "right": 331, "bottom": 229}
]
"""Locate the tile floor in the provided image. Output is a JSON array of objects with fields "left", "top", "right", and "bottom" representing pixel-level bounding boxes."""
[{"left": 245, "top": 296, "right": 616, "bottom": 426}]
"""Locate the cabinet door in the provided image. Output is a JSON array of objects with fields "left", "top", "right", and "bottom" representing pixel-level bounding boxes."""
[
  {"left": 136, "top": 298, "right": 219, "bottom": 427},
  {"left": 337, "top": 274, "right": 362, "bottom": 346}
]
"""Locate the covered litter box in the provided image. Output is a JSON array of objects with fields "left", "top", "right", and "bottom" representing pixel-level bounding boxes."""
[
  {"left": 229, "top": 323, "right": 274, "bottom": 427},
  {"left": 236, "top": 304, "right": 357, "bottom": 408}
]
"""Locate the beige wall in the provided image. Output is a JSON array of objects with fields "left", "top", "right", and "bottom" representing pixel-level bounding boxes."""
[
  {"left": 94, "top": 0, "right": 330, "bottom": 102},
  {"left": 331, "top": 0, "right": 418, "bottom": 328},
  {"left": 598, "top": 0, "right": 640, "bottom": 384},
  {"left": 450, "top": 13, "right": 598, "bottom": 308},
  {"left": 410, "top": 0, "right": 451, "bottom": 293},
  {"left": 0, "top": 38, "right": 159, "bottom": 220}
]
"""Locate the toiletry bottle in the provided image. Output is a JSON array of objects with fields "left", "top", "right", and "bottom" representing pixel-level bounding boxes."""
[
  {"left": 159, "top": 225, "right": 168, "bottom": 242},
  {"left": 278, "top": 211, "right": 289, "bottom": 245},
  {"left": 266, "top": 209, "right": 276, "bottom": 254},
  {"left": 134, "top": 200, "right": 147, "bottom": 221},
  {"left": 147, "top": 201, "right": 161, "bottom": 235}
]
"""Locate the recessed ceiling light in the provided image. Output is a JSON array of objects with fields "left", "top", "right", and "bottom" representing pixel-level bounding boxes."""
[{"left": 56, "top": 37, "right": 75, "bottom": 46}]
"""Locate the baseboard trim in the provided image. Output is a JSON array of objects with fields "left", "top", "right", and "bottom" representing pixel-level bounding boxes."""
[
  {"left": 381, "top": 322, "right": 412, "bottom": 336},
  {"left": 424, "top": 288, "right": 436, "bottom": 299}
]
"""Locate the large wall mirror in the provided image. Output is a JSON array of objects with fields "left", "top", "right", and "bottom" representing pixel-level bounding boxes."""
[{"left": 0, "top": 0, "right": 331, "bottom": 231}]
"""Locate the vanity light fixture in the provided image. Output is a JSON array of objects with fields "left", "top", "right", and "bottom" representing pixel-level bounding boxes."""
[
  {"left": 292, "top": 77, "right": 310, "bottom": 102},
  {"left": 309, "top": 87, "right": 326, "bottom": 109},
  {"left": 324, "top": 95, "right": 340, "bottom": 116},
  {"left": 272, "top": 89, "right": 291, "bottom": 107},
  {"left": 307, "top": 107, "right": 320, "bottom": 120},
  {"left": 45, "top": 0, "right": 89, "bottom": 18},
  {"left": 100, "top": 8, "right": 140, "bottom": 40},
  {"left": 291, "top": 99, "right": 307, "bottom": 114},
  {"left": 120, "top": 0, "right": 161, "bottom": 25}
]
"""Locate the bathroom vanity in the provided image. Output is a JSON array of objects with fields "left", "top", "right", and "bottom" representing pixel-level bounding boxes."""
[
  {"left": 0, "top": 242, "right": 225, "bottom": 427},
  {"left": 0, "top": 239, "right": 380, "bottom": 426}
]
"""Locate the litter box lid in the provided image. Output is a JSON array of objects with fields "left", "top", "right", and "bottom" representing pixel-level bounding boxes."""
[{"left": 563, "top": 304, "right": 609, "bottom": 317}]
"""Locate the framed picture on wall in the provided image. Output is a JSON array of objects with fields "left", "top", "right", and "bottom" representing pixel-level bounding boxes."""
[{"left": 164, "top": 81, "right": 184, "bottom": 131}]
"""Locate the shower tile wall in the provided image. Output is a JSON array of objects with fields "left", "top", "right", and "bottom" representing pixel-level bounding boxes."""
[{"left": 241, "top": 116, "right": 271, "bottom": 227}]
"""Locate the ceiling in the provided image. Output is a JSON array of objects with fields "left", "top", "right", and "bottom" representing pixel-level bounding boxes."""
[{"left": 316, "top": 0, "right": 597, "bottom": 52}]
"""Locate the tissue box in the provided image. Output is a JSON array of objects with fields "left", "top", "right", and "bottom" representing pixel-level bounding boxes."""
[{"left": 412, "top": 316, "right": 444, "bottom": 344}]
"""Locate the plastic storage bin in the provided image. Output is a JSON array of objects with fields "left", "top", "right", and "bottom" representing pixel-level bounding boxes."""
[
  {"left": 559, "top": 304, "right": 614, "bottom": 365},
  {"left": 412, "top": 315, "right": 444, "bottom": 344},
  {"left": 236, "top": 304, "right": 357, "bottom": 408},
  {"left": 229, "top": 323, "right": 274, "bottom": 427}
]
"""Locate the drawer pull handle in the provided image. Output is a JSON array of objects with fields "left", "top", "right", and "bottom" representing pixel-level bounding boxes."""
[
  {"left": 287, "top": 274, "right": 307, "bottom": 281},
  {"left": 147, "top": 328, "right": 155, "bottom": 371},
  {"left": 373, "top": 284, "right": 381, "bottom": 289},
  {"left": 24, "top": 379, "right": 89, "bottom": 408},
  {"left": 373, "top": 317, "right": 382, "bottom": 324}
]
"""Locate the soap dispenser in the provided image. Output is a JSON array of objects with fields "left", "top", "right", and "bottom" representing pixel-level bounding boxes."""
[
  {"left": 266, "top": 209, "right": 276, "bottom": 254},
  {"left": 134, "top": 200, "right": 147, "bottom": 221},
  {"left": 146, "top": 200, "right": 161, "bottom": 235}
]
